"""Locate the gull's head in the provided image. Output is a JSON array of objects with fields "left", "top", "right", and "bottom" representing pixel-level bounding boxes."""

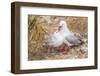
[
  {"left": 58, "top": 20, "right": 70, "bottom": 33},
  {"left": 58, "top": 21, "right": 67, "bottom": 31},
  {"left": 59, "top": 21, "right": 67, "bottom": 27},
  {"left": 60, "top": 20, "right": 66, "bottom": 25}
]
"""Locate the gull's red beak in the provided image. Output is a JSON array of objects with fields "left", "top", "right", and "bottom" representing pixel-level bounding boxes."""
[{"left": 58, "top": 26, "right": 62, "bottom": 31}]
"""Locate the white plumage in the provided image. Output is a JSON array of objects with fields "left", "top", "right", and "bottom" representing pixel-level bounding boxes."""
[
  {"left": 46, "top": 20, "right": 81, "bottom": 49},
  {"left": 58, "top": 21, "right": 81, "bottom": 46},
  {"left": 47, "top": 29, "right": 64, "bottom": 47}
]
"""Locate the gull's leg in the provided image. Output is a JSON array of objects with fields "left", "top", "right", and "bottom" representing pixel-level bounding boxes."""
[
  {"left": 61, "top": 43, "right": 70, "bottom": 54},
  {"left": 57, "top": 43, "right": 69, "bottom": 53}
]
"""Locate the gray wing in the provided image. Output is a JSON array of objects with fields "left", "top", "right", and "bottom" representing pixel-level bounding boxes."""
[
  {"left": 47, "top": 35, "right": 55, "bottom": 43},
  {"left": 65, "top": 34, "right": 81, "bottom": 45}
]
